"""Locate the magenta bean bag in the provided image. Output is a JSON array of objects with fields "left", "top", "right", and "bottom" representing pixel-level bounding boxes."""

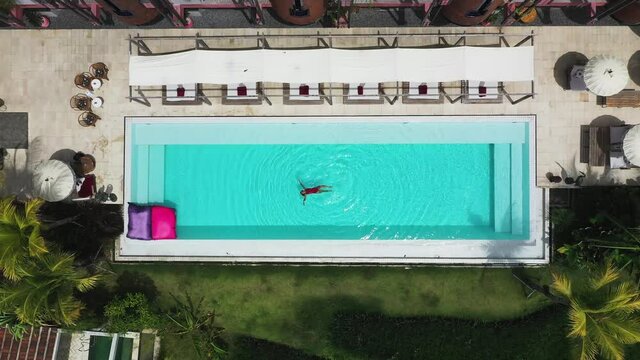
[{"left": 151, "top": 205, "right": 177, "bottom": 240}]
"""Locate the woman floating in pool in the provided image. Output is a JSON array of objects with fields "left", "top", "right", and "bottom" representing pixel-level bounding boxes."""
[{"left": 298, "top": 179, "right": 332, "bottom": 206}]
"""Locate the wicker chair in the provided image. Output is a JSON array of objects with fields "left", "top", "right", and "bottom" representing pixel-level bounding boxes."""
[
  {"left": 90, "top": 62, "right": 109, "bottom": 81},
  {"left": 74, "top": 72, "right": 95, "bottom": 91},
  {"left": 78, "top": 112, "right": 100, "bottom": 127},
  {"left": 70, "top": 94, "right": 92, "bottom": 111}
]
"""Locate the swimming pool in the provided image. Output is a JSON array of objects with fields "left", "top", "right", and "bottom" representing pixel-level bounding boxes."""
[{"left": 121, "top": 116, "right": 546, "bottom": 264}]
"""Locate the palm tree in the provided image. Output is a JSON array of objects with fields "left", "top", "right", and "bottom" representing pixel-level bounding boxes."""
[
  {"left": 550, "top": 265, "right": 640, "bottom": 360},
  {"left": 0, "top": 252, "right": 100, "bottom": 326},
  {"left": 0, "top": 197, "right": 48, "bottom": 281}
]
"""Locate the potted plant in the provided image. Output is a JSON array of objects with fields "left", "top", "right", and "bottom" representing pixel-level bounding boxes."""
[
  {"left": 324, "top": 0, "right": 354, "bottom": 28},
  {"left": 482, "top": 7, "right": 504, "bottom": 26},
  {"left": 516, "top": 7, "right": 537, "bottom": 24}
]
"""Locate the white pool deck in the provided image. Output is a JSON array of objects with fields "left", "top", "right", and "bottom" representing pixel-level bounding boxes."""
[{"left": 1, "top": 26, "right": 639, "bottom": 264}]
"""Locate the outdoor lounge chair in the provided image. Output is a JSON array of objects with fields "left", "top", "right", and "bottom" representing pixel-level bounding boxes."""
[
  {"left": 70, "top": 94, "right": 92, "bottom": 111},
  {"left": 610, "top": 125, "right": 633, "bottom": 169},
  {"left": 162, "top": 84, "right": 202, "bottom": 105},
  {"left": 462, "top": 80, "right": 503, "bottom": 104},
  {"left": 74, "top": 72, "right": 95, "bottom": 91},
  {"left": 284, "top": 83, "right": 324, "bottom": 104},
  {"left": 402, "top": 82, "right": 443, "bottom": 104},
  {"left": 90, "top": 62, "right": 109, "bottom": 81},
  {"left": 343, "top": 83, "right": 384, "bottom": 104},
  {"left": 222, "top": 82, "right": 263, "bottom": 105}
]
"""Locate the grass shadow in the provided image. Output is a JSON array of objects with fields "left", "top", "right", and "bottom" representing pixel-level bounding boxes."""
[
  {"left": 229, "top": 335, "right": 326, "bottom": 360},
  {"left": 292, "top": 294, "right": 383, "bottom": 348},
  {"left": 115, "top": 270, "right": 160, "bottom": 302},
  {"left": 328, "top": 306, "right": 571, "bottom": 360}
]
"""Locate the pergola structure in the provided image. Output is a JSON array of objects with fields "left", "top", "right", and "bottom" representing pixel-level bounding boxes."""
[{"left": 127, "top": 30, "right": 536, "bottom": 106}]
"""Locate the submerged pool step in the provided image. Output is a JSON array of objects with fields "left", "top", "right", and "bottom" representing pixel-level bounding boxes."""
[
  {"left": 493, "top": 144, "right": 512, "bottom": 233},
  {"left": 133, "top": 145, "right": 149, "bottom": 204},
  {"left": 133, "top": 145, "right": 165, "bottom": 204},
  {"left": 147, "top": 145, "right": 165, "bottom": 204},
  {"left": 510, "top": 144, "right": 524, "bottom": 235}
]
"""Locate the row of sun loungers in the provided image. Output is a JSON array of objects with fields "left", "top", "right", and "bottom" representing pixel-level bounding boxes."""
[{"left": 159, "top": 81, "right": 503, "bottom": 105}]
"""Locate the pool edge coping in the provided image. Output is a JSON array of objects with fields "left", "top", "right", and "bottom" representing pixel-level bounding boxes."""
[{"left": 117, "top": 115, "right": 548, "bottom": 265}]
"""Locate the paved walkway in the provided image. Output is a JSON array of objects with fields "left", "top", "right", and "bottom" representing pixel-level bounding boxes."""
[{"left": 0, "top": 26, "right": 639, "bottom": 202}]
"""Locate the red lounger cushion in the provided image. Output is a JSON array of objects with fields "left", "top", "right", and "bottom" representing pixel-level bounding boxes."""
[
  {"left": 418, "top": 84, "right": 428, "bottom": 95},
  {"left": 299, "top": 85, "right": 309, "bottom": 96},
  {"left": 237, "top": 85, "right": 247, "bottom": 96},
  {"left": 478, "top": 85, "right": 487, "bottom": 97},
  {"left": 151, "top": 206, "right": 177, "bottom": 240},
  {"left": 77, "top": 174, "right": 96, "bottom": 198}
]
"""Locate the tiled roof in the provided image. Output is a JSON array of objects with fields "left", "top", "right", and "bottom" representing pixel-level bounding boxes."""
[{"left": 0, "top": 326, "right": 58, "bottom": 360}]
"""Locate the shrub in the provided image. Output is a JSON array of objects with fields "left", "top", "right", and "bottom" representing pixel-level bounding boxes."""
[
  {"left": 104, "top": 293, "right": 159, "bottom": 333},
  {"left": 165, "top": 293, "right": 226, "bottom": 360},
  {"left": 39, "top": 202, "right": 123, "bottom": 266}
]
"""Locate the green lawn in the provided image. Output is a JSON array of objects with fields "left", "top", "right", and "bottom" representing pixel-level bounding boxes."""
[{"left": 111, "top": 264, "right": 553, "bottom": 359}]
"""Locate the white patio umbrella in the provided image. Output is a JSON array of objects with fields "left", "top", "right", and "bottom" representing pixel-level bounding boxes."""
[
  {"left": 583, "top": 55, "right": 629, "bottom": 97},
  {"left": 32, "top": 160, "right": 76, "bottom": 202},
  {"left": 623, "top": 125, "right": 640, "bottom": 166}
]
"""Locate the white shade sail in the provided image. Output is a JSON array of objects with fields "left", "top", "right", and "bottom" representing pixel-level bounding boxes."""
[
  {"left": 584, "top": 55, "right": 629, "bottom": 97},
  {"left": 129, "top": 46, "right": 535, "bottom": 86},
  {"left": 624, "top": 125, "right": 640, "bottom": 166},
  {"left": 32, "top": 160, "right": 76, "bottom": 202}
]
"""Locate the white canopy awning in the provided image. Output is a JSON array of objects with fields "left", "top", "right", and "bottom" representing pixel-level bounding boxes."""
[{"left": 129, "top": 46, "right": 534, "bottom": 86}]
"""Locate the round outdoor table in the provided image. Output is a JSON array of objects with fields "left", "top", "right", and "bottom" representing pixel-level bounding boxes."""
[
  {"left": 92, "top": 97, "right": 104, "bottom": 108},
  {"left": 91, "top": 78, "right": 102, "bottom": 90}
]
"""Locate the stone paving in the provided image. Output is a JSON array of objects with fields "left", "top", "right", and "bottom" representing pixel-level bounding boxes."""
[{"left": 0, "top": 26, "right": 639, "bottom": 203}]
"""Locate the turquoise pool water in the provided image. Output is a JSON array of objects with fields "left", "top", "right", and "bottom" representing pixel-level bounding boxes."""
[{"left": 129, "top": 121, "right": 530, "bottom": 240}]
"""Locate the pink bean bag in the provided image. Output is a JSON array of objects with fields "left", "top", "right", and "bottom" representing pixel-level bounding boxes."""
[{"left": 151, "top": 206, "right": 177, "bottom": 240}]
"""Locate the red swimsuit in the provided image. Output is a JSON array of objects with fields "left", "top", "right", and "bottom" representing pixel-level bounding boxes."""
[{"left": 304, "top": 186, "right": 321, "bottom": 194}]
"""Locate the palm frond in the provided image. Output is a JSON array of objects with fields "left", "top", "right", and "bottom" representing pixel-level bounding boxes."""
[
  {"left": 1, "top": 250, "right": 101, "bottom": 327},
  {"left": 42, "top": 252, "right": 75, "bottom": 273},
  {"left": 23, "top": 198, "right": 43, "bottom": 225},
  {"left": 551, "top": 272, "right": 573, "bottom": 298},
  {"left": 602, "top": 315, "right": 640, "bottom": 345},
  {"left": 27, "top": 227, "right": 47, "bottom": 257},
  {"left": 591, "top": 320, "right": 625, "bottom": 360},
  {"left": 52, "top": 297, "right": 83, "bottom": 326},
  {"left": 592, "top": 282, "right": 640, "bottom": 315},
  {"left": 0, "top": 197, "right": 17, "bottom": 224},
  {"left": 568, "top": 308, "right": 588, "bottom": 338},
  {"left": 591, "top": 264, "right": 620, "bottom": 290},
  {"left": 11, "top": 209, "right": 28, "bottom": 231},
  {"left": 578, "top": 334, "right": 598, "bottom": 360},
  {"left": 75, "top": 274, "right": 101, "bottom": 293}
]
